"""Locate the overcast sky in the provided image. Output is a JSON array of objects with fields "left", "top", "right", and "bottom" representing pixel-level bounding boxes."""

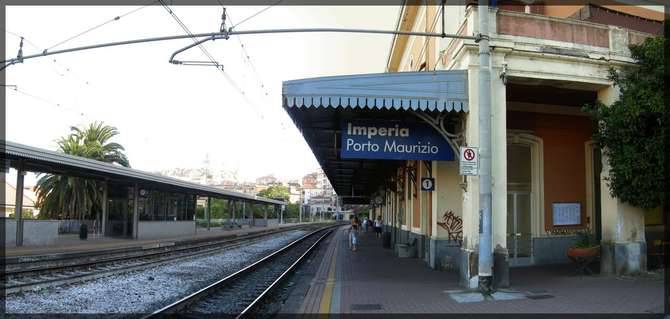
[{"left": 4, "top": 5, "right": 401, "bottom": 185}]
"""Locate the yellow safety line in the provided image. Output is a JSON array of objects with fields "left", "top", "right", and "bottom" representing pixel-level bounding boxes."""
[{"left": 319, "top": 231, "right": 339, "bottom": 314}]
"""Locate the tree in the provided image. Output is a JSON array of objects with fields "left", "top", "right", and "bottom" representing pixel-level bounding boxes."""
[
  {"left": 35, "top": 122, "right": 130, "bottom": 220},
  {"left": 583, "top": 36, "right": 665, "bottom": 209},
  {"left": 256, "top": 185, "right": 290, "bottom": 202}
]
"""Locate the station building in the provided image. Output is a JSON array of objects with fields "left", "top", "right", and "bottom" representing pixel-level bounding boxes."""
[{"left": 283, "top": 2, "right": 664, "bottom": 288}]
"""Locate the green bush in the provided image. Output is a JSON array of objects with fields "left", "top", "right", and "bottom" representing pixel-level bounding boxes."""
[{"left": 583, "top": 37, "right": 665, "bottom": 209}]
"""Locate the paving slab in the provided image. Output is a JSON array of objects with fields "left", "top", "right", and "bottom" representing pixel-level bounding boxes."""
[{"left": 298, "top": 226, "right": 666, "bottom": 314}]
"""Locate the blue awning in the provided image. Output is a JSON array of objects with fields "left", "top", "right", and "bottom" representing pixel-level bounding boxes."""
[{"left": 282, "top": 70, "right": 468, "bottom": 112}]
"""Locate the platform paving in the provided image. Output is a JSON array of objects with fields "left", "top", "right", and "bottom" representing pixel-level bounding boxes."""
[
  {"left": 299, "top": 226, "right": 665, "bottom": 315},
  {"left": 4, "top": 222, "right": 307, "bottom": 257}
]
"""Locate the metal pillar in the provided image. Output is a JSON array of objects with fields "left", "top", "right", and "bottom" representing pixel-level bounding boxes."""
[
  {"left": 206, "top": 197, "right": 211, "bottom": 231},
  {"left": 477, "top": 0, "right": 494, "bottom": 293},
  {"left": 101, "top": 181, "right": 108, "bottom": 236},
  {"left": 14, "top": 165, "right": 25, "bottom": 246},
  {"left": 132, "top": 184, "right": 139, "bottom": 239},
  {"left": 299, "top": 205, "right": 302, "bottom": 223},
  {"left": 263, "top": 204, "right": 268, "bottom": 225}
]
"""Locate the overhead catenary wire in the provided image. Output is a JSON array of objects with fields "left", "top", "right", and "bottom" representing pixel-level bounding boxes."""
[
  {"left": 8, "top": 85, "right": 88, "bottom": 118},
  {"left": 158, "top": 1, "right": 267, "bottom": 121},
  {"left": 4, "top": 29, "right": 92, "bottom": 84},
  {"left": 45, "top": 1, "right": 157, "bottom": 52},
  {"left": 221, "top": 7, "right": 291, "bottom": 130},
  {"left": 226, "top": 0, "right": 283, "bottom": 30}
]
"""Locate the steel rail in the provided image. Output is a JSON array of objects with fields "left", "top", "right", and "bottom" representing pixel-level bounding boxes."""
[
  {"left": 145, "top": 224, "right": 337, "bottom": 317},
  {"left": 2, "top": 28, "right": 480, "bottom": 67},
  {"left": 2, "top": 225, "right": 315, "bottom": 293},
  {"left": 236, "top": 228, "right": 332, "bottom": 318},
  {"left": 3, "top": 224, "right": 306, "bottom": 274},
  {"left": 3, "top": 233, "right": 273, "bottom": 294}
]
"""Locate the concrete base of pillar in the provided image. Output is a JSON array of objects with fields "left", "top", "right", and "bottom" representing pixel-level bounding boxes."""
[
  {"left": 601, "top": 241, "right": 647, "bottom": 275},
  {"left": 493, "top": 247, "right": 510, "bottom": 288},
  {"left": 428, "top": 238, "right": 462, "bottom": 271},
  {"left": 459, "top": 248, "right": 479, "bottom": 289},
  {"left": 408, "top": 233, "right": 426, "bottom": 259}
]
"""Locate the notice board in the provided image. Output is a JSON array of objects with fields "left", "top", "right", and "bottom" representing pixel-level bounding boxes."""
[{"left": 552, "top": 202, "right": 581, "bottom": 226}]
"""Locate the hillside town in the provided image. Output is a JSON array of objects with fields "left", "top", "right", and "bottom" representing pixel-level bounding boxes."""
[{"left": 155, "top": 166, "right": 339, "bottom": 217}]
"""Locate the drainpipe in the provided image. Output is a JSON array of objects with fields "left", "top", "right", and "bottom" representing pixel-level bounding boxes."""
[{"left": 477, "top": 0, "right": 494, "bottom": 293}]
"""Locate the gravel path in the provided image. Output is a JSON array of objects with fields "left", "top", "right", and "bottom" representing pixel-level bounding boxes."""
[{"left": 5, "top": 230, "right": 308, "bottom": 314}]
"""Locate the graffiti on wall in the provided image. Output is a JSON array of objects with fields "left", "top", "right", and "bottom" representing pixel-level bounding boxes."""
[{"left": 437, "top": 210, "right": 463, "bottom": 242}]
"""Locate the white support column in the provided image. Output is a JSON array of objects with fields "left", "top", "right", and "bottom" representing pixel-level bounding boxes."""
[
  {"left": 491, "top": 52, "right": 509, "bottom": 287},
  {"left": 460, "top": 63, "right": 482, "bottom": 289},
  {"left": 598, "top": 86, "right": 647, "bottom": 275},
  {"left": 15, "top": 165, "right": 25, "bottom": 246}
]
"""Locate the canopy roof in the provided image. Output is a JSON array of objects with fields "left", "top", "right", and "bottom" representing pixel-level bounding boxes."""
[
  {"left": 2, "top": 141, "right": 285, "bottom": 206},
  {"left": 283, "top": 71, "right": 468, "bottom": 204},
  {"left": 283, "top": 70, "right": 468, "bottom": 112}
]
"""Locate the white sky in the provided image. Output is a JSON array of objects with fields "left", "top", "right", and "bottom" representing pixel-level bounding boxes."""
[{"left": 4, "top": 5, "right": 401, "bottom": 185}]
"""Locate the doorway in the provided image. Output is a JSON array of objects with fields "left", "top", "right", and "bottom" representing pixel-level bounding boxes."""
[
  {"left": 106, "top": 185, "right": 133, "bottom": 238},
  {"left": 507, "top": 143, "right": 533, "bottom": 266}
]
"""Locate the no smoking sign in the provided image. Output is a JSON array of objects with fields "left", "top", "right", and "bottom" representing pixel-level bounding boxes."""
[{"left": 459, "top": 146, "right": 479, "bottom": 176}]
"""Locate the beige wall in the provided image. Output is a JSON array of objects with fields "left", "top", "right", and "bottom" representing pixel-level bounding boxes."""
[{"left": 433, "top": 161, "right": 462, "bottom": 240}]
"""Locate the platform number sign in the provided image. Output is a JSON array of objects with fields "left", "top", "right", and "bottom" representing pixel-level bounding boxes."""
[
  {"left": 459, "top": 146, "right": 479, "bottom": 176},
  {"left": 421, "top": 177, "right": 435, "bottom": 191}
]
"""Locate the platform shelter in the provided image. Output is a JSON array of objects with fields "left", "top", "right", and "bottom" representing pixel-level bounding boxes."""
[{"left": 2, "top": 141, "right": 285, "bottom": 246}]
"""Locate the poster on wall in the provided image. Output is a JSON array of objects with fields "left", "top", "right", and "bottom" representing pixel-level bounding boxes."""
[{"left": 552, "top": 202, "right": 581, "bottom": 226}]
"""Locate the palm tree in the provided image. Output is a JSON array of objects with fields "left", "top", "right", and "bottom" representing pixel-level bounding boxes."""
[{"left": 35, "top": 122, "right": 130, "bottom": 220}]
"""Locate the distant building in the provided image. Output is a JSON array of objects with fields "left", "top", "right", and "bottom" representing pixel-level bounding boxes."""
[
  {"left": 256, "top": 175, "right": 279, "bottom": 185},
  {"left": 3, "top": 182, "right": 38, "bottom": 218},
  {"left": 288, "top": 181, "right": 302, "bottom": 204}
]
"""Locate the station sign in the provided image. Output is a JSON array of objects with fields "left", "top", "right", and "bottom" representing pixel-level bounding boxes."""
[
  {"left": 459, "top": 146, "right": 479, "bottom": 176},
  {"left": 421, "top": 177, "right": 435, "bottom": 191},
  {"left": 340, "top": 120, "right": 454, "bottom": 161}
]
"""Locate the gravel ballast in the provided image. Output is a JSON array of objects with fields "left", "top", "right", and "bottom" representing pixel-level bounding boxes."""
[{"left": 6, "top": 230, "right": 308, "bottom": 314}]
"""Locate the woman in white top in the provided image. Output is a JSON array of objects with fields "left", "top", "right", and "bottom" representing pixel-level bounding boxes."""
[{"left": 374, "top": 216, "right": 383, "bottom": 238}]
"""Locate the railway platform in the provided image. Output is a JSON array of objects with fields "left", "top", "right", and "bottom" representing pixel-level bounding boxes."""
[
  {"left": 297, "top": 226, "right": 665, "bottom": 315},
  {"left": 4, "top": 222, "right": 307, "bottom": 258}
]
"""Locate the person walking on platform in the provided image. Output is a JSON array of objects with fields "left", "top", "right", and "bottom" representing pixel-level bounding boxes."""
[
  {"left": 362, "top": 217, "right": 369, "bottom": 232},
  {"left": 374, "top": 216, "right": 383, "bottom": 239},
  {"left": 349, "top": 216, "right": 360, "bottom": 251}
]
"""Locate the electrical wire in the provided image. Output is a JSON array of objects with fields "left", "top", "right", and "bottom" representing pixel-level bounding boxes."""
[
  {"left": 221, "top": 6, "right": 292, "bottom": 132},
  {"left": 158, "top": 1, "right": 266, "bottom": 121},
  {"left": 8, "top": 85, "right": 88, "bottom": 118},
  {"left": 4, "top": 30, "right": 92, "bottom": 85},
  {"left": 228, "top": 0, "right": 284, "bottom": 30},
  {"left": 45, "top": 1, "right": 157, "bottom": 52}
]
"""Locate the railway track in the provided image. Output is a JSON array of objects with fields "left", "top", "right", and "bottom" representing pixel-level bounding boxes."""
[
  {"left": 146, "top": 225, "right": 336, "bottom": 317},
  {"left": 2, "top": 224, "right": 319, "bottom": 294}
]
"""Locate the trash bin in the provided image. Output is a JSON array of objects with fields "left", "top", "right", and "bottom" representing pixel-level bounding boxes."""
[
  {"left": 79, "top": 224, "right": 88, "bottom": 240},
  {"left": 382, "top": 231, "right": 391, "bottom": 249}
]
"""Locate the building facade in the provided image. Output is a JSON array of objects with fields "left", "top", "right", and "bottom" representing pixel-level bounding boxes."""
[{"left": 284, "top": 2, "right": 663, "bottom": 288}]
